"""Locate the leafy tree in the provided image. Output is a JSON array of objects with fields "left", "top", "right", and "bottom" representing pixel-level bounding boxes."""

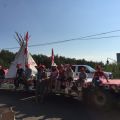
[
  {"left": 0, "top": 49, "right": 104, "bottom": 70},
  {"left": 0, "top": 50, "right": 15, "bottom": 68}
]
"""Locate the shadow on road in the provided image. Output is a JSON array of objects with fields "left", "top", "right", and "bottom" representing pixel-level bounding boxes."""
[{"left": 0, "top": 91, "right": 120, "bottom": 120}]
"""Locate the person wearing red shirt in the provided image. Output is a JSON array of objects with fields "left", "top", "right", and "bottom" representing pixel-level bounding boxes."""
[{"left": 92, "top": 65, "right": 109, "bottom": 86}]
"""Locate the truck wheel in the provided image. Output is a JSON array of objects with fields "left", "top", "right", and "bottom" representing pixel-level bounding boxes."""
[{"left": 92, "top": 90, "right": 113, "bottom": 109}]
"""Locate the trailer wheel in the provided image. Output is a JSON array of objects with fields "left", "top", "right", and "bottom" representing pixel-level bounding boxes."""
[
  {"left": 92, "top": 89, "right": 113, "bottom": 109},
  {"left": 93, "top": 90, "right": 107, "bottom": 106}
]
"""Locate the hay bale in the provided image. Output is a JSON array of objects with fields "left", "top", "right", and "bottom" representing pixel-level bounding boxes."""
[{"left": 0, "top": 107, "right": 15, "bottom": 120}]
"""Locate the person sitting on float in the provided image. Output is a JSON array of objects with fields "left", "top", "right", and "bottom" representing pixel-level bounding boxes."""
[
  {"left": 64, "top": 64, "right": 74, "bottom": 87},
  {"left": 14, "top": 64, "right": 24, "bottom": 89},
  {"left": 92, "top": 65, "right": 109, "bottom": 86},
  {"left": 24, "top": 64, "right": 32, "bottom": 90},
  {"left": 78, "top": 66, "right": 87, "bottom": 87},
  {"left": 25, "top": 64, "right": 32, "bottom": 81},
  {"left": 57, "top": 64, "right": 65, "bottom": 91},
  {"left": 50, "top": 63, "right": 59, "bottom": 90}
]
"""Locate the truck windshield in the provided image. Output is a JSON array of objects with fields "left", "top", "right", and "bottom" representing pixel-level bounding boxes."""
[{"left": 86, "top": 66, "right": 95, "bottom": 72}]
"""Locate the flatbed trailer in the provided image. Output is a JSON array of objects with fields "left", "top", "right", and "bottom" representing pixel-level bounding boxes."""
[{"left": 1, "top": 78, "right": 120, "bottom": 108}]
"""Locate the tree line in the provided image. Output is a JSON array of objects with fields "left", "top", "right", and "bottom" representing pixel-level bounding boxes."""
[
  {"left": 0, "top": 49, "right": 103, "bottom": 69},
  {"left": 1, "top": 49, "right": 120, "bottom": 78}
]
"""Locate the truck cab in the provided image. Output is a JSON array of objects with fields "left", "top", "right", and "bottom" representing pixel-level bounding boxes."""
[
  {"left": 72, "top": 65, "right": 95, "bottom": 80},
  {"left": 72, "top": 65, "right": 112, "bottom": 80}
]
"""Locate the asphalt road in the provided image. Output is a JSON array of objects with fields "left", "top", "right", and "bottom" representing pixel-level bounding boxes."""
[{"left": 0, "top": 90, "right": 120, "bottom": 120}]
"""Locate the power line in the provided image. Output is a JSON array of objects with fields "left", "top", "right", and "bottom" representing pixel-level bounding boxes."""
[
  {"left": 2, "top": 29, "right": 120, "bottom": 50},
  {"left": 28, "top": 29, "right": 120, "bottom": 47},
  {"left": 3, "top": 35, "right": 120, "bottom": 50},
  {"left": 29, "top": 35, "right": 120, "bottom": 47}
]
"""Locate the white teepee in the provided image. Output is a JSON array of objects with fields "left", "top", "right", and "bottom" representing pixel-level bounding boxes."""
[{"left": 5, "top": 32, "right": 37, "bottom": 78}]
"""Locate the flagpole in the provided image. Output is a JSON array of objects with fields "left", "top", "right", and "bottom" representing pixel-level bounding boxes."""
[
  {"left": 51, "top": 48, "right": 54, "bottom": 66},
  {"left": 24, "top": 32, "right": 29, "bottom": 69}
]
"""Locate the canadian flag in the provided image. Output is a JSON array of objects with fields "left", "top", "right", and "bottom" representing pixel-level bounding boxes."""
[{"left": 51, "top": 48, "right": 54, "bottom": 66}]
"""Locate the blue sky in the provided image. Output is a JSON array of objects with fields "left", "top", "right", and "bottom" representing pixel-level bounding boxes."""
[{"left": 0, "top": 0, "right": 120, "bottom": 63}]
